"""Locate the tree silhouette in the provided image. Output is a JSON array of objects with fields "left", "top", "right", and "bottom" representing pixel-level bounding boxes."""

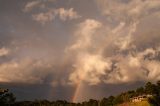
[{"left": 0, "top": 88, "right": 16, "bottom": 106}]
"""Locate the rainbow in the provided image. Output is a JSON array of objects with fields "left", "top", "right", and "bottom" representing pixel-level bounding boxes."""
[{"left": 72, "top": 80, "right": 83, "bottom": 102}]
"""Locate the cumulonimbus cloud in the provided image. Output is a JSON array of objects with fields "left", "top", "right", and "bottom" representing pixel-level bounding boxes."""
[
  {"left": 66, "top": 0, "right": 160, "bottom": 85},
  {"left": 4, "top": 0, "right": 160, "bottom": 86},
  {"left": 67, "top": 19, "right": 112, "bottom": 85}
]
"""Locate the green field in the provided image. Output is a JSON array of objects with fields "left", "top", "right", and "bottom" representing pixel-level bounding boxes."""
[{"left": 118, "top": 101, "right": 152, "bottom": 106}]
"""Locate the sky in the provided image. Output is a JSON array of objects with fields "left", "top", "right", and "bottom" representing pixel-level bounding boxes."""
[{"left": 0, "top": 0, "right": 160, "bottom": 102}]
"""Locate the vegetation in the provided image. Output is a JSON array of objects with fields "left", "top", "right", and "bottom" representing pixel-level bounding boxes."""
[
  {"left": 119, "top": 101, "right": 151, "bottom": 106},
  {"left": 0, "top": 88, "right": 16, "bottom": 106},
  {"left": 1, "top": 81, "right": 160, "bottom": 106}
]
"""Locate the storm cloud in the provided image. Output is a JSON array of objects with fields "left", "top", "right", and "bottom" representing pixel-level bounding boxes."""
[
  {"left": 0, "top": 0, "right": 160, "bottom": 102},
  {"left": 66, "top": 0, "right": 160, "bottom": 85}
]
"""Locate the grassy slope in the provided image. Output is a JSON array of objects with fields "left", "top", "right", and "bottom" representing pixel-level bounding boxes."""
[{"left": 118, "top": 101, "right": 152, "bottom": 106}]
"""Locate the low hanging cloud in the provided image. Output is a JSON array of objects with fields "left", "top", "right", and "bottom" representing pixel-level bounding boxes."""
[
  {"left": 0, "top": 57, "right": 53, "bottom": 84},
  {"left": 66, "top": 0, "right": 160, "bottom": 85},
  {"left": 0, "top": 40, "right": 58, "bottom": 84}
]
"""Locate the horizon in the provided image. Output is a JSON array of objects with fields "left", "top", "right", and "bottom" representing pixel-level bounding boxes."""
[{"left": 0, "top": 0, "right": 160, "bottom": 103}]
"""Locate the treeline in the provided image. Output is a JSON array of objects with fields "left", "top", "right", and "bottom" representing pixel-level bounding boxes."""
[{"left": 1, "top": 81, "right": 160, "bottom": 106}]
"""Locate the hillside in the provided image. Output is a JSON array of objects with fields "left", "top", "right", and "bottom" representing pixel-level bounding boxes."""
[{"left": 119, "top": 100, "right": 152, "bottom": 106}]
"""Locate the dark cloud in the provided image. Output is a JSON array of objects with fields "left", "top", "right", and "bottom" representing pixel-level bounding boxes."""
[{"left": 0, "top": 0, "right": 160, "bottom": 102}]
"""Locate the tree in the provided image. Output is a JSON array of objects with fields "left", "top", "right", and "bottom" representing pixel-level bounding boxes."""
[
  {"left": 145, "top": 82, "right": 157, "bottom": 94},
  {"left": 127, "top": 90, "right": 136, "bottom": 98},
  {"left": 113, "top": 95, "right": 123, "bottom": 105},
  {"left": 148, "top": 81, "right": 160, "bottom": 106},
  {"left": 0, "top": 88, "right": 16, "bottom": 106},
  {"left": 106, "top": 96, "right": 115, "bottom": 106},
  {"left": 88, "top": 99, "right": 98, "bottom": 106},
  {"left": 100, "top": 98, "right": 108, "bottom": 106},
  {"left": 148, "top": 96, "right": 160, "bottom": 106},
  {"left": 156, "top": 80, "right": 160, "bottom": 96},
  {"left": 136, "top": 87, "right": 145, "bottom": 95}
]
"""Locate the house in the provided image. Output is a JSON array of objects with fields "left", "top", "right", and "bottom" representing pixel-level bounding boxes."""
[{"left": 130, "top": 94, "right": 152, "bottom": 102}]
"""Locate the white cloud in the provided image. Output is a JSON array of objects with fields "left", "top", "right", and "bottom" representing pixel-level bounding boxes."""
[
  {"left": 67, "top": 19, "right": 113, "bottom": 85},
  {"left": 66, "top": 0, "right": 160, "bottom": 85},
  {"left": 19, "top": 0, "right": 160, "bottom": 85},
  {"left": 23, "top": 0, "right": 81, "bottom": 25},
  {"left": 23, "top": 1, "right": 42, "bottom": 12},
  {"left": 23, "top": 0, "right": 57, "bottom": 12},
  {"left": 55, "top": 8, "right": 81, "bottom": 21},
  {"left": 69, "top": 54, "right": 112, "bottom": 85},
  {"left": 0, "top": 58, "right": 53, "bottom": 83},
  {"left": 32, "top": 9, "right": 56, "bottom": 25},
  {"left": 69, "top": 19, "right": 102, "bottom": 50},
  {"left": 104, "top": 47, "right": 160, "bottom": 84},
  {"left": 146, "top": 61, "right": 160, "bottom": 81},
  {"left": 32, "top": 8, "right": 80, "bottom": 24}
]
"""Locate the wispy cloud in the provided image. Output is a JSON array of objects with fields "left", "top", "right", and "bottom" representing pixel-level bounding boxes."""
[
  {"left": 23, "top": 0, "right": 57, "bottom": 12},
  {"left": 32, "top": 8, "right": 81, "bottom": 25},
  {"left": 23, "top": 0, "right": 80, "bottom": 25},
  {"left": 56, "top": 8, "right": 81, "bottom": 21},
  {"left": 32, "top": 9, "right": 56, "bottom": 25},
  {"left": 23, "top": 1, "right": 42, "bottom": 12}
]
